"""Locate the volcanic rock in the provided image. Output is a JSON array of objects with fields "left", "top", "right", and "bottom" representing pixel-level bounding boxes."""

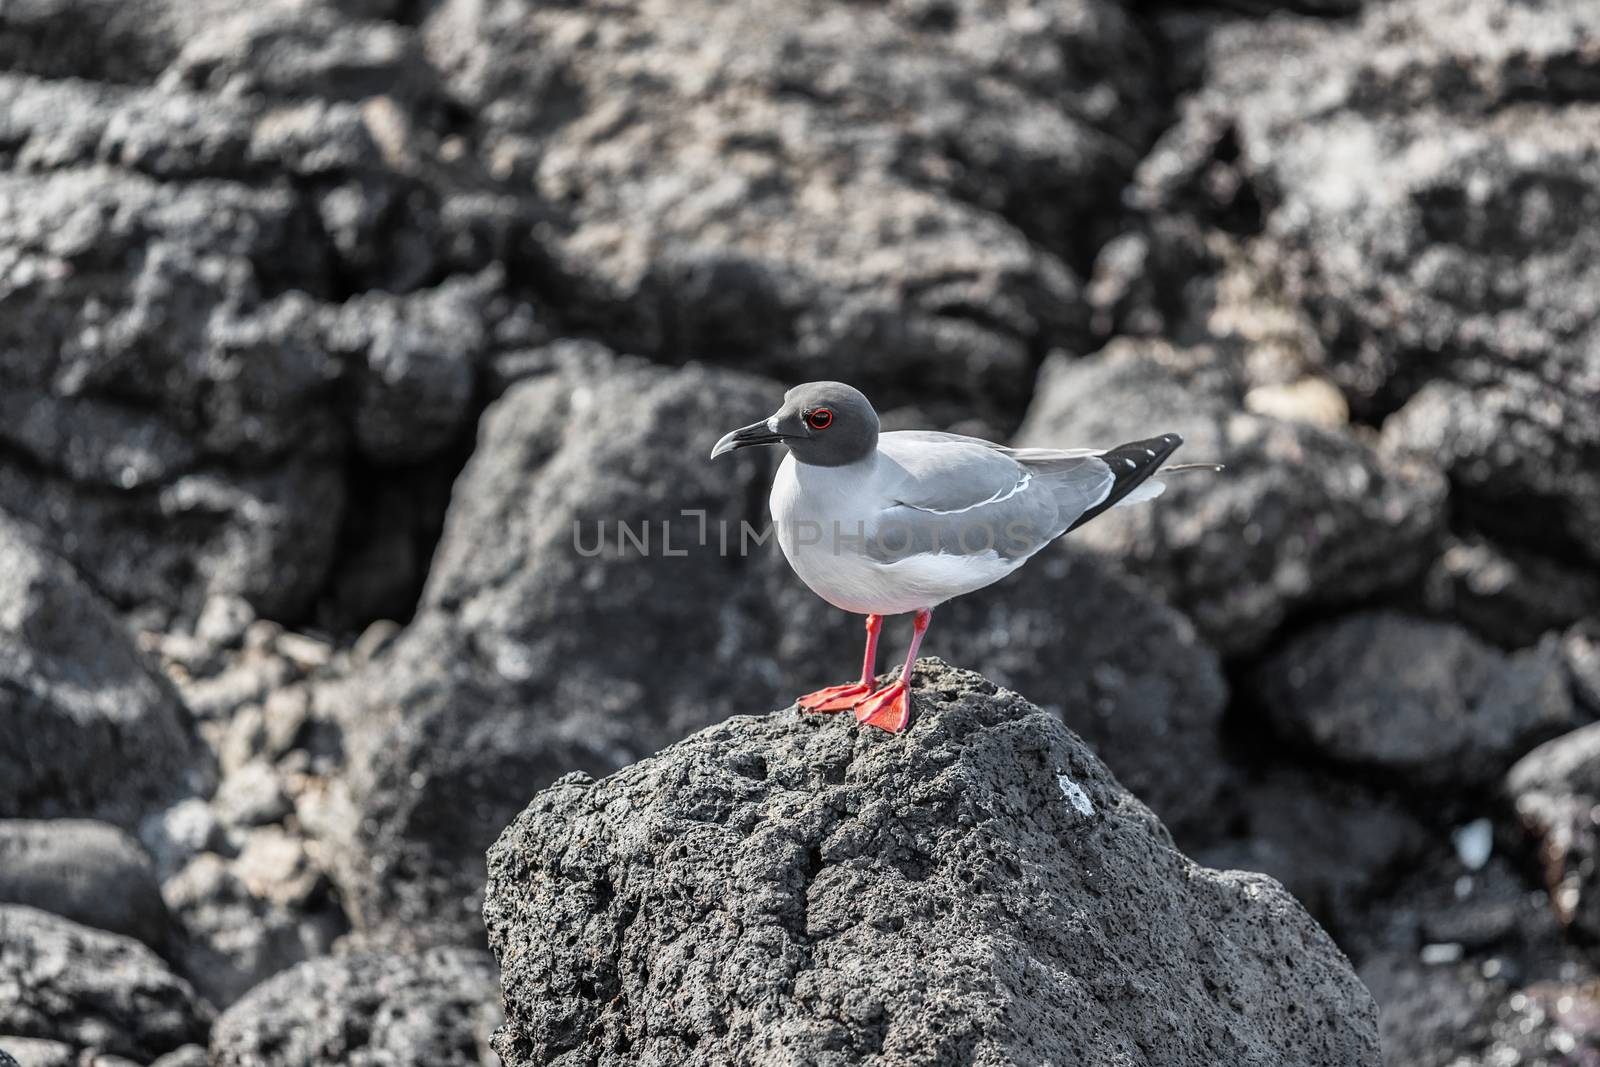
[
  {"left": 209, "top": 949, "right": 500, "bottom": 1067},
  {"left": 1015, "top": 341, "right": 1447, "bottom": 654},
  {"left": 1507, "top": 723, "right": 1600, "bottom": 943},
  {"left": 484, "top": 660, "right": 1379, "bottom": 1066},
  {"left": 0, "top": 513, "right": 211, "bottom": 827},
  {"left": 1105, "top": 0, "right": 1600, "bottom": 579},
  {"left": 420, "top": 0, "right": 1169, "bottom": 420},
  {"left": 1254, "top": 612, "right": 1578, "bottom": 790},
  {"left": 0, "top": 820, "right": 168, "bottom": 949},
  {"left": 0, "top": 905, "right": 210, "bottom": 1061}
]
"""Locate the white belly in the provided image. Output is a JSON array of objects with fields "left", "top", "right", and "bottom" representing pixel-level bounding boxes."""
[{"left": 768, "top": 454, "right": 1022, "bottom": 615}]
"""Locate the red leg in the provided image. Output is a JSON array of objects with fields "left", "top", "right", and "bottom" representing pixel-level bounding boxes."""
[
  {"left": 799, "top": 614, "right": 883, "bottom": 712},
  {"left": 855, "top": 609, "right": 931, "bottom": 733}
]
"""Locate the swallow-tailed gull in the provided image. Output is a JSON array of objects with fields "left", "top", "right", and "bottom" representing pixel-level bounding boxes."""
[{"left": 711, "top": 381, "right": 1218, "bottom": 733}]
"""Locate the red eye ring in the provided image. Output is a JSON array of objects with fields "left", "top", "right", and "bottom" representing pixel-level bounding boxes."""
[{"left": 807, "top": 408, "right": 833, "bottom": 430}]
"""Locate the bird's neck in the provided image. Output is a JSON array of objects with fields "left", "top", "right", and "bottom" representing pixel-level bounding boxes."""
[{"left": 792, "top": 448, "right": 877, "bottom": 482}]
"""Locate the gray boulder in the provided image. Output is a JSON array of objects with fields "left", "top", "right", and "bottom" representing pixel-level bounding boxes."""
[
  {"left": 162, "top": 5, "right": 443, "bottom": 107},
  {"left": 162, "top": 846, "right": 347, "bottom": 1010},
  {"left": 1254, "top": 612, "right": 1579, "bottom": 790},
  {"left": 315, "top": 351, "right": 792, "bottom": 946},
  {"left": 318, "top": 346, "right": 1234, "bottom": 946},
  {"left": 1360, "top": 954, "right": 1515, "bottom": 1067},
  {"left": 0, "top": 0, "right": 249, "bottom": 83},
  {"left": 1015, "top": 341, "right": 1447, "bottom": 654},
  {"left": 1421, "top": 534, "right": 1600, "bottom": 650},
  {"left": 1102, "top": 0, "right": 1600, "bottom": 587},
  {"left": 1424, "top": 978, "right": 1600, "bottom": 1067},
  {"left": 0, "top": 1040, "right": 72, "bottom": 1067},
  {"left": 484, "top": 659, "right": 1380, "bottom": 1067},
  {"left": 149, "top": 1048, "right": 210, "bottom": 1067},
  {"left": 1383, "top": 380, "right": 1600, "bottom": 576},
  {"left": 209, "top": 949, "right": 501, "bottom": 1067},
  {"left": 420, "top": 0, "right": 1167, "bottom": 419},
  {"left": 1193, "top": 767, "right": 1430, "bottom": 939},
  {"left": 0, "top": 905, "right": 210, "bottom": 1061},
  {"left": 922, "top": 549, "right": 1230, "bottom": 838},
  {"left": 210, "top": 760, "right": 293, "bottom": 829},
  {"left": 0, "top": 38, "right": 520, "bottom": 625},
  {"left": 1507, "top": 722, "right": 1600, "bottom": 942},
  {"left": 1353, "top": 851, "right": 1600, "bottom": 1067},
  {"left": 0, "top": 820, "right": 168, "bottom": 948},
  {"left": 0, "top": 513, "right": 212, "bottom": 827},
  {"left": 1567, "top": 619, "right": 1600, "bottom": 715}
]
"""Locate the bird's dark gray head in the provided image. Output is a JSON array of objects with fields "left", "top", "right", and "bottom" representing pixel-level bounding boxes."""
[{"left": 709, "top": 381, "right": 879, "bottom": 467}]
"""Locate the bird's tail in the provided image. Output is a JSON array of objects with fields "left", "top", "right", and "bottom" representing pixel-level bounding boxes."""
[
  {"left": 1111, "top": 460, "right": 1224, "bottom": 510},
  {"left": 1066, "top": 434, "right": 1182, "bottom": 531}
]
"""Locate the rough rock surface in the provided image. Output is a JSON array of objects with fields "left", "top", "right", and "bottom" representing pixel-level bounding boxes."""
[
  {"left": 0, "top": 11, "right": 526, "bottom": 628},
  {"left": 1349, "top": 851, "right": 1600, "bottom": 1067},
  {"left": 318, "top": 347, "right": 1234, "bottom": 946},
  {"left": 0, "top": 1041, "right": 69, "bottom": 1067},
  {"left": 1104, "top": 0, "right": 1600, "bottom": 603},
  {"left": 0, "top": 905, "right": 210, "bottom": 1060},
  {"left": 1254, "top": 612, "right": 1579, "bottom": 790},
  {"left": 922, "top": 549, "right": 1230, "bottom": 833},
  {"left": 0, "top": 820, "right": 169, "bottom": 949},
  {"left": 421, "top": 0, "right": 1164, "bottom": 421},
  {"left": 149, "top": 1048, "right": 211, "bottom": 1067},
  {"left": 209, "top": 949, "right": 501, "bottom": 1067},
  {"left": 315, "top": 351, "right": 791, "bottom": 945},
  {"left": 485, "top": 660, "right": 1380, "bottom": 1066},
  {"left": 1015, "top": 341, "right": 1447, "bottom": 654},
  {"left": 1193, "top": 768, "right": 1430, "bottom": 939},
  {"left": 1567, "top": 619, "right": 1600, "bottom": 715},
  {"left": 1421, "top": 534, "right": 1600, "bottom": 649},
  {"left": 1507, "top": 723, "right": 1600, "bottom": 943},
  {"left": 0, "top": 513, "right": 212, "bottom": 827},
  {"left": 162, "top": 847, "right": 347, "bottom": 1010}
]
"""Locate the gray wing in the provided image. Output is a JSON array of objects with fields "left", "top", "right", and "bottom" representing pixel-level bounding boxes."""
[{"left": 868, "top": 432, "right": 1114, "bottom": 562}]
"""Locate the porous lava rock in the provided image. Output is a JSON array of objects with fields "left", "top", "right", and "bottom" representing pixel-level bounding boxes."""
[
  {"left": 208, "top": 949, "right": 501, "bottom": 1067},
  {"left": 484, "top": 660, "right": 1380, "bottom": 1066},
  {"left": 0, "top": 513, "right": 212, "bottom": 827}
]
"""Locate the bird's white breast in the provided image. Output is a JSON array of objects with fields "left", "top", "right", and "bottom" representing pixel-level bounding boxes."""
[{"left": 769, "top": 453, "right": 1020, "bottom": 615}]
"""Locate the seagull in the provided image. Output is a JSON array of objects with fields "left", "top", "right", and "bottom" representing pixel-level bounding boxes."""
[{"left": 710, "top": 381, "right": 1219, "bottom": 733}]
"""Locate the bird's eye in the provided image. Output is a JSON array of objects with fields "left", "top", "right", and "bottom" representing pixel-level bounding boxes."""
[{"left": 807, "top": 408, "right": 833, "bottom": 430}]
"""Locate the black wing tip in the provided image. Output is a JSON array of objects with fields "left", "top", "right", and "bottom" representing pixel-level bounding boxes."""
[
  {"left": 1108, "top": 433, "right": 1184, "bottom": 468},
  {"left": 1065, "top": 432, "right": 1184, "bottom": 534}
]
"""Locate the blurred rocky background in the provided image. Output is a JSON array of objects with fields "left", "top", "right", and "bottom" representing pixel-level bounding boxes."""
[{"left": 0, "top": 0, "right": 1596, "bottom": 1063}]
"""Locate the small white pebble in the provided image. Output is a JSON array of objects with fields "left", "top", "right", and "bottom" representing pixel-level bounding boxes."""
[
  {"left": 1420, "top": 943, "right": 1464, "bottom": 965},
  {"left": 1453, "top": 818, "right": 1493, "bottom": 871},
  {"left": 275, "top": 632, "right": 332, "bottom": 669},
  {"left": 1558, "top": 884, "right": 1582, "bottom": 916},
  {"left": 1056, "top": 772, "right": 1094, "bottom": 817}
]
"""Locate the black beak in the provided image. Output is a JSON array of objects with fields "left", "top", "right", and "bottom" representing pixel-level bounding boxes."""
[{"left": 710, "top": 418, "right": 790, "bottom": 459}]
